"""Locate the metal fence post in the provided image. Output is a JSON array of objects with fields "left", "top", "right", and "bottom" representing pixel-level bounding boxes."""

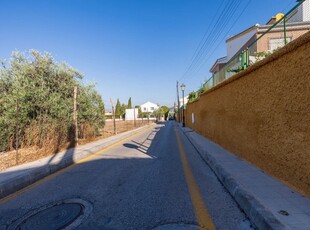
[{"left": 284, "top": 16, "right": 287, "bottom": 45}]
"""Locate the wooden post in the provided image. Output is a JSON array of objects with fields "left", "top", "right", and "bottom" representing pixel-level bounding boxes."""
[
  {"left": 147, "top": 108, "right": 149, "bottom": 124},
  {"left": 110, "top": 98, "right": 116, "bottom": 134},
  {"left": 73, "top": 86, "right": 78, "bottom": 145},
  {"left": 15, "top": 99, "right": 19, "bottom": 164}
]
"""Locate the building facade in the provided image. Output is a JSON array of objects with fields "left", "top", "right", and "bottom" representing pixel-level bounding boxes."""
[
  {"left": 140, "top": 101, "right": 159, "bottom": 113},
  {"left": 210, "top": 1, "right": 310, "bottom": 83}
]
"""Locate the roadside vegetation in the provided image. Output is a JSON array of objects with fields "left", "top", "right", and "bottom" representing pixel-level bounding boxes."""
[{"left": 0, "top": 50, "right": 105, "bottom": 156}]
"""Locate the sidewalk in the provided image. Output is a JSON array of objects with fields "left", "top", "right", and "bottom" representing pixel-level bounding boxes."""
[
  {"left": 178, "top": 124, "right": 310, "bottom": 230},
  {"left": 0, "top": 125, "right": 153, "bottom": 200}
]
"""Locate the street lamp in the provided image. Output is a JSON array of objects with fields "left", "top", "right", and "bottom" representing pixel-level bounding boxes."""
[{"left": 180, "top": 83, "right": 186, "bottom": 127}]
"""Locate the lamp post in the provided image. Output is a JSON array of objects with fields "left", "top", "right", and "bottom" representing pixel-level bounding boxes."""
[{"left": 181, "top": 83, "right": 186, "bottom": 127}]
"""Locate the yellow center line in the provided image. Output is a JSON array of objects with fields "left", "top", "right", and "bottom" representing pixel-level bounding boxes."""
[
  {"left": 175, "top": 127, "right": 215, "bottom": 230},
  {"left": 0, "top": 125, "right": 154, "bottom": 204}
]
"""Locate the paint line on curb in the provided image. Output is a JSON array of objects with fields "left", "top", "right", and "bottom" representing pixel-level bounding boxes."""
[
  {"left": 175, "top": 127, "right": 215, "bottom": 230},
  {"left": 177, "top": 124, "right": 289, "bottom": 230}
]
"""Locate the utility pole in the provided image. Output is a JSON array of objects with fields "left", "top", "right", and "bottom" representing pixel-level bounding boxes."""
[
  {"left": 110, "top": 98, "right": 116, "bottom": 134},
  {"left": 176, "top": 81, "right": 180, "bottom": 122},
  {"left": 174, "top": 102, "right": 176, "bottom": 120},
  {"left": 73, "top": 86, "right": 78, "bottom": 145}
]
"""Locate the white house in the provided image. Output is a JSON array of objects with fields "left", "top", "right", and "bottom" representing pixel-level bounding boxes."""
[
  {"left": 140, "top": 101, "right": 159, "bottom": 113},
  {"left": 210, "top": 1, "right": 310, "bottom": 82}
]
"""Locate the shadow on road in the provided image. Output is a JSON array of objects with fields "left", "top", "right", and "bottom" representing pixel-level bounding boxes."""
[
  {"left": 0, "top": 123, "right": 170, "bottom": 200},
  {"left": 0, "top": 122, "right": 195, "bottom": 230},
  {"left": 122, "top": 126, "right": 163, "bottom": 158}
]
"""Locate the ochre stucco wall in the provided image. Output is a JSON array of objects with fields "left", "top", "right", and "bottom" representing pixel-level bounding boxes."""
[{"left": 186, "top": 32, "right": 310, "bottom": 197}]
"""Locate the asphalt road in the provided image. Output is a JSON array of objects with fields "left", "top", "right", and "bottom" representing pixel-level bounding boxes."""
[{"left": 0, "top": 122, "right": 253, "bottom": 230}]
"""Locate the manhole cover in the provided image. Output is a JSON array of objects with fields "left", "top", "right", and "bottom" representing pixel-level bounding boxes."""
[
  {"left": 8, "top": 199, "right": 92, "bottom": 230},
  {"left": 18, "top": 203, "right": 82, "bottom": 229}
]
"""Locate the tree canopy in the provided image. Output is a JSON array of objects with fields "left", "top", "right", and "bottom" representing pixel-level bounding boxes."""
[
  {"left": 115, "top": 99, "right": 121, "bottom": 116},
  {"left": 127, "top": 97, "right": 132, "bottom": 109},
  {"left": 0, "top": 50, "right": 105, "bottom": 152}
]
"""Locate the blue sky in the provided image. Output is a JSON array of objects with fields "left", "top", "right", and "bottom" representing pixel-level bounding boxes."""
[{"left": 0, "top": 0, "right": 296, "bottom": 110}]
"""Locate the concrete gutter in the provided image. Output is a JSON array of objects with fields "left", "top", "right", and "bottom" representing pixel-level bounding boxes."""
[
  {"left": 178, "top": 124, "right": 310, "bottom": 230},
  {"left": 0, "top": 124, "right": 154, "bottom": 200}
]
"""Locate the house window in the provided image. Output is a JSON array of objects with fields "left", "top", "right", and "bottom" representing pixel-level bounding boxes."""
[
  {"left": 150, "top": 107, "right": 155, "bottom": 111},
  {"left": 269, "top": 37, "right": 292, "bottom": 51},
  {"left": 143, "top": 108, "right": 146, "bottom": 111}
]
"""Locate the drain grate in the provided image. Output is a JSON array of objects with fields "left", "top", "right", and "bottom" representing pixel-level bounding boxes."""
[{"left": 8, "top": 199, "right": 92, "bottom": 230}]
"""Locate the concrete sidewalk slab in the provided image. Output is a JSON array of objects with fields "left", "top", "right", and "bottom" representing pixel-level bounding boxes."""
[
  {"left": 0, "top": 125, "right": 153, "bottom": 200},
  {"left": 178, "top": 124, "right": 310, "bottom": 230}
]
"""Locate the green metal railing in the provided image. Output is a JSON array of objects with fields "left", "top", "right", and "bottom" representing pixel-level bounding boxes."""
[{"left": 189, "top": 0, "right": 308, "bottom": 102}]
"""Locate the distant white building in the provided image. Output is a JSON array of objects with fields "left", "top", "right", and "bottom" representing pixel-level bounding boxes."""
[
  {"left": 140, "top": 101, "right": 159, "bottom": 113},
  {"left": 289, "top": 0, "right": 310, "bottom": 22},
  {"left": 125, "top": 108, "right": 138, "bottom": 121}
]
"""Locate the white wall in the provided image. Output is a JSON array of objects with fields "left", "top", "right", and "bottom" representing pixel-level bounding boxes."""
[
  {"left": 304, "top": 0, "right": 310, "bottom": 21},
  {"left": 226, "top": 28, "right": 257, "bottom": 60},
  {"left": 289, "top": 8, "right": 303, "bottom": 22},
  {"left": 125, "top": 108, "right": 138, "bottom": 120},
  {"left": 179, "top": 95, "right": 189, "bottom": 107},
  {"left": 289, "top": 0, "right": 310, "bottom": 22}
]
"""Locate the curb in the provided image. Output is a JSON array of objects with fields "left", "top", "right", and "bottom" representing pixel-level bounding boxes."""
[
  {"left": 0, "top": 124, "right": 154, "bottom": 200},
  {"left": 177, "top": 125, "right": 286, "bottom": 230}
]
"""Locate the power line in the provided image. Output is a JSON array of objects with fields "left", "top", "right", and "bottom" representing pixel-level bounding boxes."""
[
  {"left": 180, "top": 0, "right": 236, "bottom": 81},
  {"left": 193, "top": 0, "right": 252, "bottom": 76},
  {"left": 180, "top": 0, "right": 250, "bottom": 82},
  {"left": 182, "top": 0, "right": 243, "bottom": 80},
  {"left": 182, "top": 1, "right": 226, "bottom": 77},
  {"left": 282, "top": 0, "right": 296, "bottom": 13},
  {"left": 180, "top": 0, "right": 240, "bottom": 80}
]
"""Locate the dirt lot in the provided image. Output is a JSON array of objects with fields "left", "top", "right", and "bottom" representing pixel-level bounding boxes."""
[
  {"left": 0, "top": 120, "right": 153, "bottom": 171},
  {"left": 101, "top": 119, "right": 153, "bottom": 138}
]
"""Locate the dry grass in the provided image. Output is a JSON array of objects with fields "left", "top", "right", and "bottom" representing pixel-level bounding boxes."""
[{"left": 0, "top": 120, "right": 153, "bottom": 171}]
